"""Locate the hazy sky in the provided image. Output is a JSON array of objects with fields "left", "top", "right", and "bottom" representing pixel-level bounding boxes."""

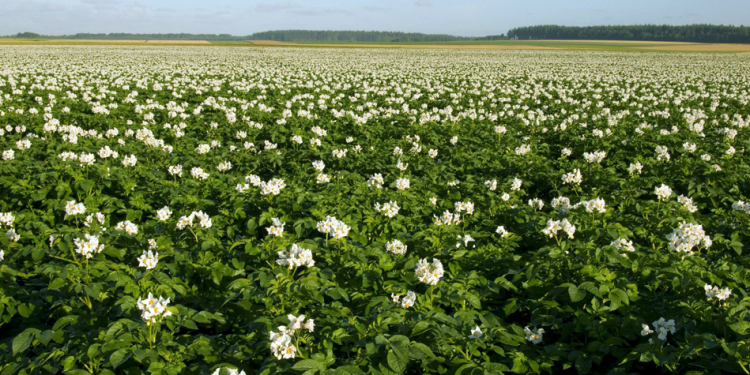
[{"left": 1, "top": 0, "right": 747, "bottom": 37}]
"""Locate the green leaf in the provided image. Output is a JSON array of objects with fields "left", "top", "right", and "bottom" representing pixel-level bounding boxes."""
[
  {"left": 292, "top": 359, "right": 325, "bottom": 372},
  {"left": 609, "top": 289, "right": 629, "bottom": 311},
  {"left": 49, "top": 278, "right": 66, "bottom": 290},
  {"left": 578, "top": 282, "right": 602, "bottom": 298},
  {"left": 729, "top": 321, "right": 750, "bottom": 335},
  {"left": 110, "top": 348, "right": 131, "bottom": 369},
  {"left": 387, "top": 351, "right": 406, "bottom": 374},
  {"left": 18, "top": 303, "right": 34, "bottom": 318},
  {"left": 412, "top": 321, "right": 430, "bottom": 336},
  {"left": 37, "top": 330, "right": 53, "bottom": 346},
  {"left": 12, "top": 332, "right": 34, "bottom": 355},
  {"left": 409, "top": 342, "right": 435, "bottom": 359},
  {"left": 568, "top": 285, "right": 585, "bottom": 302},
  {"left": 464, "top": 293, "right": 481, "bottom": 309}
]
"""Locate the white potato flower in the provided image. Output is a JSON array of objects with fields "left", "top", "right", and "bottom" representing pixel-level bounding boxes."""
[
  {"left": 415, "top": 258, "right": 444, "bottom": 285},
  {"left": 655, "top": 184, "right": 672, "bottom": 201},
  {"left": 74, "top": 234, "right": 104, "bottom": 258},
  {"left": 524, "top": 327, "right": 544, "bottom": 344},
  {"left": 277, "top": 244, "right": 314, "bottom": 269},
  {"left": 156, "top": 206, "right": 172, "bottom": 221},
  {"left": 266, "top": 217, "right": 285, "bottom": 237},
  {"left": 469, "top": 326, "right": 483, "bottom": 339},
  {"left": 122, "top": 154, "right": 137, "bottom": 167},
  {"left": 386, "top": 239, "right": 407, "bottom": 255},
  {"left": 137, "top": 250, "right": 158, "bottom": 269}
]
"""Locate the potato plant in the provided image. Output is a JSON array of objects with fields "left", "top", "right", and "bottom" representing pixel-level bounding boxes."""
[{"left": 0, "top": 46, "right": 749, "bottom": 374}]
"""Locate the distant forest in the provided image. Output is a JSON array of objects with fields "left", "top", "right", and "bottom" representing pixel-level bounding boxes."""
[
  {"left": 12, "top": 32, "right": 248, "bottom": 41},
  {"left": 506, "top": 24, "right": 750, "bottom": 43},
  {"left": 10, "top": 24, "right": 750, "bottom": 44},
  {"left": 246, "top": 30, "right": 475, "bottom": 42}
]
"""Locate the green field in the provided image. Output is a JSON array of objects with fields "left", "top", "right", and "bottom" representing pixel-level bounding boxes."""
[{"left": 2, "top": 37, "right": 750, "bottom": 52}]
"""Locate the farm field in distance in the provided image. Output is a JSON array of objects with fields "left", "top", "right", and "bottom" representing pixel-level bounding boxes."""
[
  {"left": 2, "top": 37, "right": 750, "bottom": 52},
  {"left": 0, "top": 46, "right": 750, "bottom": 374}
]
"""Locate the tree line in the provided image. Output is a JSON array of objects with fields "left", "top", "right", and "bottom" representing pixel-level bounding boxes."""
[
  {"left": 246, "top": 30, "right": 477, "bottom": 42},
  {"left": 506, "top": 24, "right": 750, "bottom": 43},
  {"left": 9, "top": 24, "right": 750, "bottom": 44}
]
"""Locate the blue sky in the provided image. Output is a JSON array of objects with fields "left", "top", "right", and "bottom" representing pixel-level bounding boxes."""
[{"left": 0, "top": 0, "right": 747, "bottom": 37}]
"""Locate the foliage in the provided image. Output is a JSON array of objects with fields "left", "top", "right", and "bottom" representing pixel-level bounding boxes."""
[
  {"left": 507, "top": 24, "right": 750, "bottom": 44},
  {"left": 0, "top": 47, "right": 749, "bottom": 374}
]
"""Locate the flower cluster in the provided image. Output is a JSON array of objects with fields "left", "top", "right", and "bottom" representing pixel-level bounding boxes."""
[
  {"left": 266, "top": 218, "right": 285, "bottom": 237},
  {"left": 454, "top": 201, "right": 475, "bottom": 215},
  {"left": 628, "top": 162, "right": 643, "bottom": 175},
  {"left": 495, "top": 226, "right": 509, "bottom": 238},
  {"left": 583, "top": 150, "right": 606, "bottom": 163},
  {"left": 269, "top": 314, "right": 314, "bottom": 360},
  {"left": 367, "top": 173, "right": 384, "bottom": 188},
  {"left": 312, "top": 160, "right": 325, "bottom": 171},
  {"left": 191, "top": 167, "right": 209, "bottom": 180},
  {"left": 562, "top": 169, "right": 582, "bottom": 185},
  {"left": 0, "top": 212, "right": 15, "bottom": 228},
  {"left": 277, "top": 244, "right": 314, "bottom": 269},
  {"left": 0, "top": 212, "right": 16, "bottom": 241},
  {"left": 65, "top": 200, "right": 86, "bottom": 216},
  {"left": 392, "top": 290, "right": 417, "bottom": 308},
  {"left": 528, "top": 198, "right": 544, "bottom": 210},
  {"left": 217, "top": 161, "right": 232, "bottom": 172},
  {"left": 168, "top": 165, "right": 183, "bottom": 177},
  {"left": 551, "top": 196, "right": 572, "bottom": 212},
  {"left": 515, "top": 144, "right": 531, "bottom": 155},
  {"left": 74, "top": 234, "right": 104, "bottom": 258},
  {"left": 677, "top": 195, "right": 698, "bottom": 212},
  {"left": 122, "top": 154, "right": 137, "bottom": 167},
  {"left": 578, "top": 198, "right": 606, "bottom": 213},
  {"left": 542, "top": 219, "right": 576, "bottom": 239},
  {"left": 395, "top": 178, "right": 410, "bottom": 190},
  {"left": 177, "top": 211, "right": 212, "bottom": 229},
  {"left": 137, "top": 293, "right": 172, "bottom": 324},
  {"left": 84, "top": 212, "right": 105, "bottom": 228},
  {"left": 484, "top": 179, "right": 497, "bottom": 191},
  {"left": 511, "top": 178, "right": 522, "bottom": 191},
  {"left": 374, "top": 201, "right": 400, "bottom": 218},
  {"left": 641, "top": 318, "right": 676, "bottom": 341},
  {"left": 386, "top": 239, "right": 407, "bottom": 255},
  {"left": 137, "top": 250, "right": 159, "bottom": 269},
  {"left": 655, "top": 145, "right": 670, "bottom": 161},
  {"left": 610, "top": 238, "right": 635, "bottom": 252},
  {"left": 666, "top": 222, "right": 711, "bottom": 254},
  {"left": 732, "top": 200, "right": 750, "bottom": 213},
  {"left": 434, "top": 210, "right": 461, "bottom": 226},
  {"left": 415, "top": 258, "right": 444, "bottom": 285},
  {"left": 115, "top": 220, "right": 138, "bottom": 235},
  {"left": 316, "top": 216, "right": 350, "bottom": 239},
  {"left": 156, "top": 206, "right": 172, "bottom": 221},
  {"left": 456, "top": 234, "right": 475, "bottom": 248},
  {"left": 704, "top": 284, "right": 732, "bottom": 301},
  {"left": 212, "top": 368, "right": 246, "bottom": 375},
  {"left": 654, "top": 184, "right": 672, "bottom": 200},
  {"left": 260, "top": 178, "right": 287, "bottom": 196}
]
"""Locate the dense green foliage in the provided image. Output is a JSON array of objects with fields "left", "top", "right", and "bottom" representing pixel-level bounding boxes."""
[
  {"left": 0, "top": 47, "right": 749, "bottom": 375},
  {"left": 246, "top": 30, "right": 478, "bottom": 42},
  {"left": 10, "top": 24, "right": 750, "bottom": 44},
  {"left": 11, "top": 32, "right": 247, "bottom": 41},
  {"left": 507, "top": 24, "right": 750, "bottom": 43}
]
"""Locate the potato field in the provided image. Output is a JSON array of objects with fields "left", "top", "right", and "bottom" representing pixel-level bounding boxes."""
[{"left": 0, "top": 46, "right": 749, "bottom": 374}]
